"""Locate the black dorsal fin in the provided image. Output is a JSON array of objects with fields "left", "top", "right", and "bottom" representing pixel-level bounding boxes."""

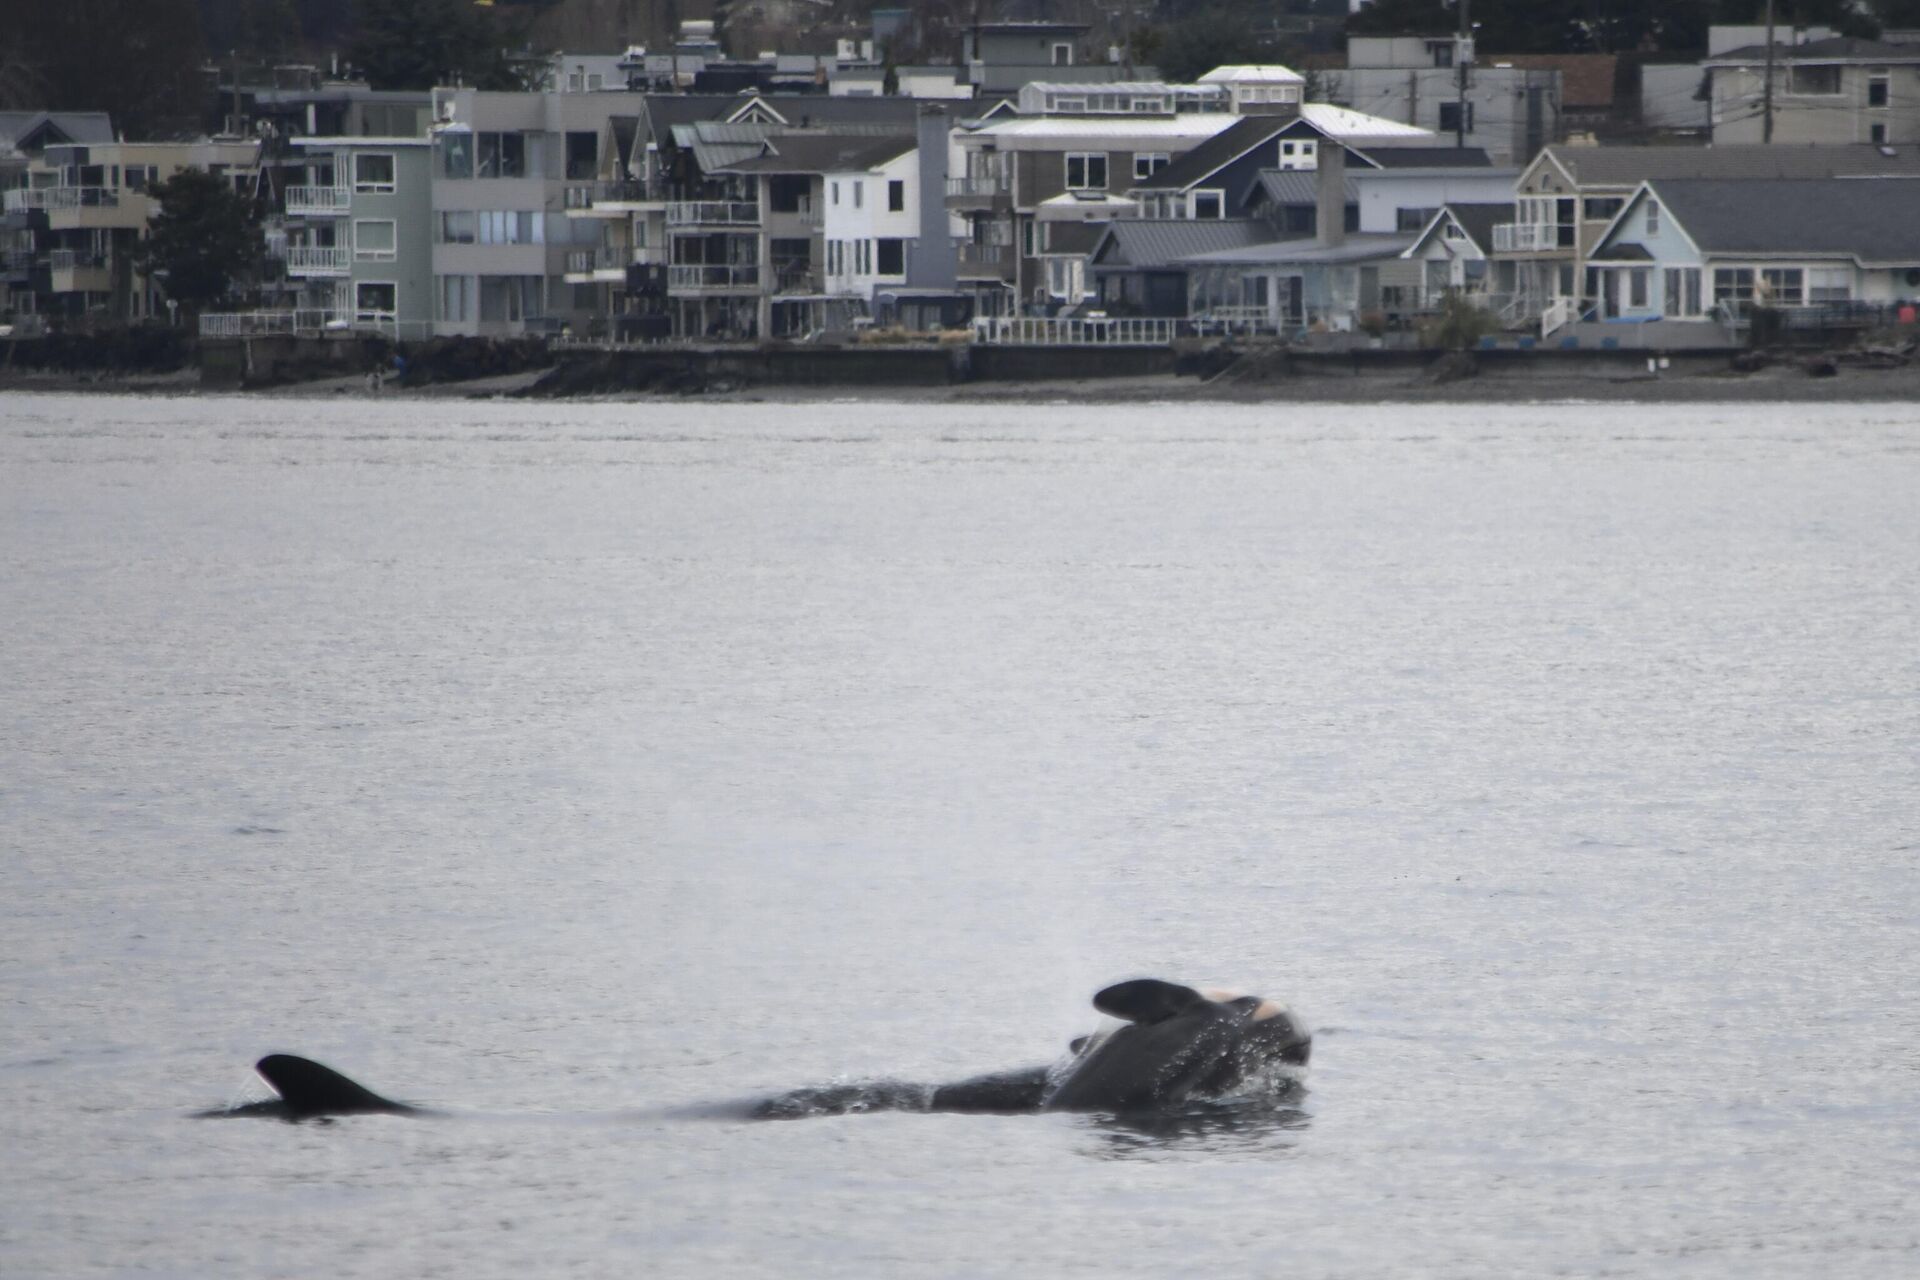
[
  {"left": 255, "top": 1054, "right": 412, "bottom": 1117},
  {"left": 1092, "top": 979, "right": 1209, "bottom": 1024}
]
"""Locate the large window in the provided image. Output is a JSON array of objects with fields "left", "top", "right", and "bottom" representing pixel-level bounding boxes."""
[
  {"left": 1192, "top": 189, "right": 1224, "bottom": 219},
  {"left": 476, "top": 210, "right": 543, "bottom": 244},
  {"left": 438, "top": 211, "right": 476, "bottom": 243},
  {"left": 1134, "top": 152, "right": 1169, "bottom": 181},
  {"left": 439, "top": 133, "right": 473, "bottom": 179},
  {"left": 565, "top": 131, "right": 597, "bottom": 181},
  {"left": 888, "top": 180, "right": 904, "bottom": 212},
  {"left": 876, "top": 238, "right": 904, "bottom": 275},
  {"left": 1663, "top": 267, "right": 1702, "bottom": 317},
  {"left": 1713, "top": 266, "right": 1754, "bottom": 311},
  {"left": 1438, "top": 101, "right": 1475, "bottom": 133},
  {"left": 1869, "top": 74, "right": 1890, "bottom": 107},
  {"left": 477, "top": 132, "right": 527, "bottom": 179},
  {"left": 438, "top": 273, "right": 472, "bottom": 322},
  {"left": 1759, "top": 267, "right": 1805, "bottom": 306},
  {"left": 1396, "top": 206, "right": 1437, "bottom": 232},
  {"left": 1807, "top": 266, "right": 1851, "bottom": 303},
  {"left": 355, "top": 280, "right": 396, "bottom": 321},
  {"left": 1065, "top": 152, "right": 1107, "bottom": 190},
  {"left": 1277, "top": 139, "right": 1316, "bottom": 171},
  {"left": 1788, "top": 65, "right": 1842, "bottom": 95},
  {"left": 354, "top": 219, "right": 396, "bottom": 260},
  {"left": 353, "top": 153, "right": 395, "bottom": 193}
]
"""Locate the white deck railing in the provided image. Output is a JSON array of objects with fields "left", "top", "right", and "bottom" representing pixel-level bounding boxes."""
[
  {"left": 198, "top": 309, "right": 345, "bottom": 337},
  {"left": 1540, "top": 297, "right": 1576, "bottom": 337},
  {"left": 1492, "top": 222, "right": 1560, "bottom": 253},
  {"left": 665, "top": 201, "right": 760, "bottom": 227},
  {"left": 972, "top": 316, "right": 1177, "bottom": 346},
  {"left": 285, "top": 246, "right": 350, "bottom": 276},
  {"left": 285, "top": 186, "right": 351, "bottom": 215},
  {"left": 668, "top": 263, "right": 759, "bottom": 289}
]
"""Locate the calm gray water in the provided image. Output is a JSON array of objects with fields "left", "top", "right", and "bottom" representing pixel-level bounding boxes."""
[{"left": 3, "top": 392, "right": 1918, "bottom": 1278}]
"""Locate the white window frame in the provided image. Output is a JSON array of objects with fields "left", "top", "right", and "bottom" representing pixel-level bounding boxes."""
[
  {"left": 353, "top": 153, "right": 396, "bottom": 194},
  {"left": 353, "top": 218, "right": 397, "bottom": 261},
  {"left": 1133, "top": 152, "right": 1169, "bottom": 181},
  {"left": 1190, "top": 189, "right": 1225, "bottom": 219},
  {"left": 354, "top": 279, "right": 398, "bottom": 324},
  {"left": 1052, "top": 42, "right": 1073, "bottom": 67},
  {"left": 1645, "top": 201, "right": 1661, "bottom": 235}
]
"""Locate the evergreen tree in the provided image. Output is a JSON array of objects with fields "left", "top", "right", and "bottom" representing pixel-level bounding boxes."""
[{"left": 135, "top": 168, "right": 265, "bottom": 318}]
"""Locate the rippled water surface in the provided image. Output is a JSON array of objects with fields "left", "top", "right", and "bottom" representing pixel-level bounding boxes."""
[{"left": 4, "top": 392, "right": 1918, "bottom": 1277}]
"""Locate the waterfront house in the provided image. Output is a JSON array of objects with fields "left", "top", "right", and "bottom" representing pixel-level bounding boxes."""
[
  {"left": 276, "top": 134, "right": 435, "bottom": 339},
  {"left": 1399, "top": 202, "right": 1507, "bottom": 307},
  {"left": 1491, "top": 142, "right": 1920, "bottom": 330},
  {"left": 1583, "top": 177, "right": 1920, "bottom": 336},
  {"left": 1085, "top": 218, "right": 1272, "bottom": 315}
]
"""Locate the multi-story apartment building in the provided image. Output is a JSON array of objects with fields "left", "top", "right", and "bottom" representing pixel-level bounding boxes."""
[
  {"left": 1702, "top": 36, "right": 1920, "bottom": 145},
  {"left": 275, "top": 135, "right": 435, "bottom": 338},
  {"left": 429, "top": 87, "right": 651, "bottom": 337},
  {"left": 2, "top": 137, "right": 260, "bottom": 325},
  {"left": 2, "top": 111, "right": 114, "bottom": 323},
  {"left": 1330, "top": 37, "right": 1561, "bottom": 165}
]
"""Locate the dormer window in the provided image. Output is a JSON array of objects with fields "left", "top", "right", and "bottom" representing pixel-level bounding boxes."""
[
  {"left": 1278, "top": 138, "right": 1317, "bottom": 171},
  {"left": 1052, "top": 42, "right": 1073, "bottom": 67}
]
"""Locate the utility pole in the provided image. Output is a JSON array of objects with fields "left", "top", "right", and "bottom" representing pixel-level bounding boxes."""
[
  {"left": 1455, "top": 0, "right": 1472, "bottom": 149},
  {"left": 1762, "top": 0, "right": 1776, "bottom": 143}
]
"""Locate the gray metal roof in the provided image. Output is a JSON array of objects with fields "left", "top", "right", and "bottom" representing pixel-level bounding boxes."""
[
  {"left": 1090, "top": 219, "right": 1272, "bottom": 269},
  {"left": 1179, "top": 233, "right": 1417, "bottom": 267},
  {"left": 1253, "top": 170, "right": 1357, "bottom": 207},
  {"left": 0, "top": 111, "right": 114, "bottom": 153},
  {"left": 1542, "top": 143, "right": 1920, "bottom": 188},
  {"left": 1638, "top": 177, "right": 1920, "bottom": 262}
]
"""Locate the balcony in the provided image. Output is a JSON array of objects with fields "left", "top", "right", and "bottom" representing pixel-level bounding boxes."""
[
  {"left": 565, "top": 178, "right": 671, "bottom": 214},
  {"left": 946, "top": 173, "right": 1012, "bottom": 210},
  {"left": 1492, "top": 222, "right": 1565, "bottom": 253},
  {"left": 285, "top": 186, "right": 350, "bottom": 216},
  {"left": 666, "top": 201, "right": 760, "bottom": 227},
  {"left": 284, "top": 245, "right": 350, "bottom": 277},
  {"left": 667, "top": 263, "right": 760, "bottom": 292},
  {"left": 771, "top": 261, "right": 819, "bottom": 294},
  {"left": 957, "top": 243, "right": 1013, "bottom": 280},
  {"left": 4, "top": 186, "right": 120, "bottom": 213}
]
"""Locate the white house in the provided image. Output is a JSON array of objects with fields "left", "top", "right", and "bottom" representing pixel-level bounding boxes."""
[{"left": 821, "top": 142, "right": 920, "bottom": 310}]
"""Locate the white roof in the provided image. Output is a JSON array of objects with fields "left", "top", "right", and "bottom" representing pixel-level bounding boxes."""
[
  {"left": 1298, "top": 102, "right": 1434, "bottom": 139},
  {"left": 965, "top": 113, "right": 1242, "bottom": 145},
  {"left": 1198, "top": 65, "right": 1306, "bottom": 85}
]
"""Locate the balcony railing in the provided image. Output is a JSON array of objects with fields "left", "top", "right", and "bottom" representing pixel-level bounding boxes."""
[
  {"left": 1492, "top": 222, "right": 1563, "bottom": 253},
  {"left": 947, "top": 174, "right": 1011, "bottom": 198},
  {"left": 667, "top": 263, "right": 760, "bottom": 290},
  {"left": 3, "top": 186, "right": 120, "bottom": 212},
  {"left": 285, "top": 245, "right": 350, "bottom": 276},
  {"left": 566, "top": 178, "right": 671, "bottom": 210},
  {"left": 958, "top": 244, "right": 1009, "bottom": 267},
  {"left": 199, "top": 309, "right": 344, "bottom": 337},
  {"left": 772, "top": 262, "right": 818, "bottom": 294},
  {"left": 47, "top": 248, "right": 106, "bottom": 270},
  {"left": 285, "top": 186, "right": 350, "bottom": 215},
  {"left": 972, "top": 316, "right": 1178, "bottom": 346},
  {"left": 666, "top": 201, "right": 760, "bottom": 227},
  {"left": 566, "top": 247, "right": 669, "bottom": 275}
]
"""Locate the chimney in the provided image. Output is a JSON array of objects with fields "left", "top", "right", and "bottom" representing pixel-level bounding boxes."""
[
  {"left": 909, "top": 103, "right": 956, "bottom": 289},
  {"left": 1315, "top": 140, "right": 1346, "bottom": 249}
]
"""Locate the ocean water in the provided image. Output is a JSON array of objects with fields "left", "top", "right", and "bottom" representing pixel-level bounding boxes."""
[{"left": 2, "top": 391, "right": 1917, "bottom": 1278}]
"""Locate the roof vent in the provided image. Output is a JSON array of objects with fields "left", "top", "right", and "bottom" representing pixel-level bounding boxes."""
[{"left": 1880, "top": 144, "right": 1898, "bottom": 157}]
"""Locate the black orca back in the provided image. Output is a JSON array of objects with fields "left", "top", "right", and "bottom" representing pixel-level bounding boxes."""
[{"left": 255, "top": 1054, "right": 413, "bottom": 1118}]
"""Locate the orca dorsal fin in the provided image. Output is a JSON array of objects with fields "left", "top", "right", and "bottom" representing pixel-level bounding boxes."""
[
  {"left": 255, "top": 1054, "right": 412, "bottom": 1117},
  {"left": 1092, "top": 979, "right": 1210, "bottom": 1024}
]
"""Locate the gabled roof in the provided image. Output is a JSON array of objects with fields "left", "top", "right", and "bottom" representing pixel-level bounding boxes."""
[
  {"left": 1293, "top": 102, "right": 1436, "bottom": 141},
  {"left": 1704, "top": 36, "right": 1920, "bottom": 66},
  {"left": 1621, "top": 177, "right": 1920, "bottom": 263},
  {"left": 1405, "top": 202, "right": 1511, "bottom": 257},
  {"left": 716, "top": 132, "right": 914, "bottom": 174},
  {"left": 1089, "top": 218, "right": 1272, "bottom": 269},
  {"left": 1133, "top": 116, "right": 1291, "bottom": 193},
  {"left": 1531, "top": 142, "right": 1920, "bottom": 189},
  {"left": 0, "top": 111, "right": 114, "bottom": 155}
]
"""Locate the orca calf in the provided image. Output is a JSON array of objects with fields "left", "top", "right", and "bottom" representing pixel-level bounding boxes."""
[
  {"left": 203, "top": 1053, "right": 420, "bottom": 1120},
  {"left": 756, "top": 978, "right": 1311, "bottom": 1119},
  {"left": 206, "top": 980, "right": 1308, "bottom": 1122}
]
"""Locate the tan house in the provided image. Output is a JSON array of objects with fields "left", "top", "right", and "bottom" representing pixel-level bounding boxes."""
[{"left": 1703, "top": 37, "right": 1920, "bottom": 145}]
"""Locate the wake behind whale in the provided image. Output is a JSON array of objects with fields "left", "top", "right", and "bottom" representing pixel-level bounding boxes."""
[{"left": 204, "top": 979, "right": 1310, "bottom": 1123}]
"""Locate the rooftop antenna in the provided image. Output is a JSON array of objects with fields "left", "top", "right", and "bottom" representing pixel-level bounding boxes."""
[{"left": 1762, "top": 0, "right": 1776, "bottom": 143}]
